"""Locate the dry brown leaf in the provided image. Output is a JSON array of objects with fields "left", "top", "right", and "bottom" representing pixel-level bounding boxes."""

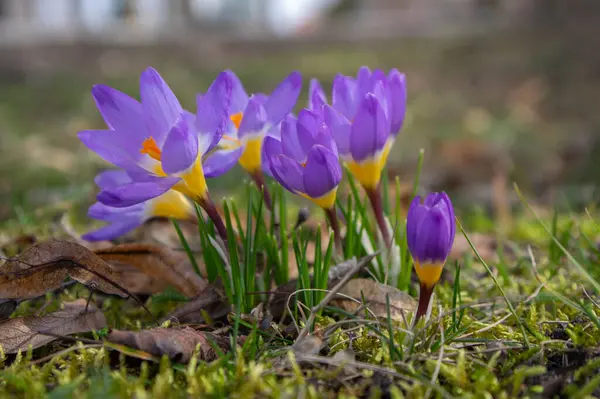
[
  {"left": 107, "top": 326, "right": 231, "bottom": 363},
  {"left": 0, "top": 299, "right": 106, "bottom": 354},
  {"left": 163, "top": 285, "right": 229, "bottom": 324},
  {"left": 332, "top": 278, "right": 417, "bottom": 320},
  {"left": 0, "top": 240, "right": 130, "bottom": 299},
  {"left": 94, "top": 244, "right": 207, "bottom": 298},
  {"left": 111, "top": 264, "right": 171, "bottom": 295}
]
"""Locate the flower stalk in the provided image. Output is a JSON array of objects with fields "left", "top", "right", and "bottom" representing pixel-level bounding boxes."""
[{"left": 365, "top": 186, "right": 391, "bottom": 248}]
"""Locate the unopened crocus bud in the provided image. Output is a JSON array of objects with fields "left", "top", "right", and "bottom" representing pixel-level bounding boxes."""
[{"left": 406, "top": 192, "right": 455, "bottom": 318}]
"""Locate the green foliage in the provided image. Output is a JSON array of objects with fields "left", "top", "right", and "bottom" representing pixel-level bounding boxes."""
[{"left": 3, "top": 164, "right": 600, "bottom": 398}]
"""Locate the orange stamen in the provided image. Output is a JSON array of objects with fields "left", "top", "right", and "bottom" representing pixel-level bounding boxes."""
[
  {"left": 230, "top": 112, "right": 243, "bottom": 130},
  {"left": 140, "top": 137, "right": 162, "bottom": 161}
]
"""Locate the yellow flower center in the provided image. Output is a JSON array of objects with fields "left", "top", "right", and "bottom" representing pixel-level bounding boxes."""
[
  {"left": 346, "top": 140, "right": 393, "bottom": 191},
  {"left": 238, "top": 136, "right": 263, "bottom": 173},
  {"left": 414, "top": 261, "right": 444, "bottom": 288},
  {"left": 151, "top": 190, "right": 193, "bottom": 220},
  {"left": 300, "top": 187, "right": 338, "bottom": 210}
]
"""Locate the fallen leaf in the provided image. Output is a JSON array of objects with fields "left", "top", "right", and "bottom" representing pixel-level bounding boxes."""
[
  {"left": 0, "top": 299, "right": 106, "bottom": 354},
  {"left": 0, "top": 241, "right": 130, "bottom": 299},
  {"left": 332, "top": 278, "right": 416, "bottom": 320},
  {"left": 94, "top": 244, "right": 207, "bottom": 298},
  {"left": 107, "top": 326, "right": 232, "bottom": 363},
  {"left": 163, "top": 285, "right": 229, "bottom": 324},
  {"left": 111, "top": 263, "right": 171, "bottom": 295}
]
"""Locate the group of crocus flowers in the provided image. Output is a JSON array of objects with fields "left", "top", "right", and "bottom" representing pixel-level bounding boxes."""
[{"left": 79, "top": 66, "right": 455, "bottom": 320}]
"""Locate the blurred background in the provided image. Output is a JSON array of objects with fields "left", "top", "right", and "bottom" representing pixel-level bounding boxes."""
[{"left": 1, "top": 0, "right": 599, "bottom": 222}]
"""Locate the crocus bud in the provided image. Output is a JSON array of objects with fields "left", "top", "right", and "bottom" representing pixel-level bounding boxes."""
[{"left": 406, "top": 192, "right": 455, "bottom": 318}]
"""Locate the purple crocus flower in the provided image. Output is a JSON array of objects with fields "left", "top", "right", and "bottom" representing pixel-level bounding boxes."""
[
  {"left": 263, "top": 109, "right": 342, "bottom": 210},
  {"left": 406, "top": 192, "right": 455, "bottom": 318},
  {"left": 209, "top": 71, "right": 303, "bottom": 177},
  {"left": 78, "top": 67, "right": 238, "bottom": 208},
  {"left": 310, "top": 66, "right": 407, "bottom": 191},
  {"left": 83, "top": 170, "right": 194, "bottom": 241}
]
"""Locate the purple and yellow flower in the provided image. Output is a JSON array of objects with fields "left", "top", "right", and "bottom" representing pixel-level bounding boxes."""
[
  {"left": 83, "top": 170, "right": 194, "bottom": 241},
  {"left": 310, "top": 66, "right": 406, "bottom": 191},
  {"left": 264, "top": 109, "right": 343, "bottom": 251},
  {"left": 78, "top": 67, "right": 237, "bottom": 208},
  {"left": 211, "top": 71, "right": 302, "bottom": 177},
  {"left": 406, "top": 192, "right": 455, "bottom": 318},
  {"left": 78, "top": 67, "right": 237, "bottom": 240},
  {"left": 263, "top": 109, "right": 341, "bottom": 210}
]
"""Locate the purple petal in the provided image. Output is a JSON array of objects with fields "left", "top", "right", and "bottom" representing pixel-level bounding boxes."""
[
  {"left": 413, "top": 208, "right": 451, "bottom": 263},
  {"left": 349, "top": 94, "right": 389, "bottom": 162},
  {"left": 88, "top": 201, "right": 144, "bottom": 222},
  {"left": 332, "top": 74, "right": 357, "bottom": 120},
  {"left": 280, "top": 114, "right": 305, "bottom": 163},
  {"left": 309, "top": 78, "right": 327, "bottom": 110},
  {"left": 372, "top": 81, "right": 389, "bottom": 120},
  {"left": 253, "top": 93, "right": 269, "bottom": 104},
  {"left": 125, "top": 168, "right": 156, "bottom": 182},
  {"left": 262, "top": 135, "right": 282, "bottom": 177},
  {"left": 323, "top": 105, "right": 351, "bottom": 156},
  {"left": 270, "top": 154, "right": 305, "bottom": 194},
  {"left": 370, "top": 69, "right": 387, "bottom": 85},
  {"left": 140, "top": 67, "right": 183, "bottom": 146},
  {"left": 303, "top": 145, "right": 341, "bottom": 198},
  {"left": 296, "top": 109, "right": 321, "bottom": 159},
  {"left": 94, "top": 169, "right": 133, "bottom": 189},
  {"left": 161, "top": 116, "right": 199, "bottom": 175},
  {"left": 430, "top": 192, "right": 455, "bottom": 247},
  {"left": 314, "top": 120, "right": 338, "bottom": 156},
  {"left": 196, "top": 71, "right": 234, "bottom": 153},
  {"left": 424, "top": 192, "right": 443, "bottom": 208},
  {"left": 356, "top": 66, "right": 372, "bottom": 100},
  {"left": 82, "top": 218, "right": 143, "bottom": 242},
  {"left": 228, "top": 70, "right": 249, "bottom": 114},
  {"left": 406, "top": 196, "right": 426, "bottom": 255},
  {"left": 203, "top": 147, "right": 243, "bottom": 178},
  {"left": 238, "top": 96, "right": 268, "bottom": 140},
  {"left": 91, "top": 85, "right": 146, "bottom": 137},
  {"left": 97, "top": 177, "right": 180, "bottom": 208},
  {"left": 78, "top": 129, "right": 145, "bottom": 172},
  {"left": 387, "top": 69, "right": 407, "bottom": 135},
  {"left": 264, "top": 71, "right": 302, "bottom": 125}
]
